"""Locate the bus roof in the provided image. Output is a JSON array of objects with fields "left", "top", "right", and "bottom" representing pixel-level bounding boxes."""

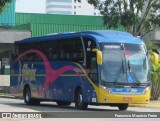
[{"left": 15, "top": 30, "right": 144, "bottom": 45}]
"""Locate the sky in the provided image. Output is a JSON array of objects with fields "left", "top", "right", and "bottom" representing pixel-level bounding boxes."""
[
  {"left": 15, "top": 0, "right": 96, "bottom": 15},
  {"left": 15, "top": 0, "right": 46, "bottom": 13}
]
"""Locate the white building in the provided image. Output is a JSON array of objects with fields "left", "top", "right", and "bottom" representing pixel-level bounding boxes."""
[{"left": 46, "top": 0, "right": 104, "bottom": 16}]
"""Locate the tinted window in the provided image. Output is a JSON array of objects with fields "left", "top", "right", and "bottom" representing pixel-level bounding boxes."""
[
  {"left": 47, "top": 41, "right": 60, "bottom": 61},
  {"left": 60, "top": 40, "right": 73, "bottom": 61},
  {"left": 72, "top": 38, "right": 84, "bottom": 63},
  {"left": 17, "top": 38, "right": 84, "bottom": 63}
]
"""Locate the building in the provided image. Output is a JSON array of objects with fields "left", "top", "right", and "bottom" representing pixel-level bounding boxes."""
[
  {"left": 46, "top": 0, "right": 104, "bottom": 16},
  {"left": 0, "top": 1, "right": 31, "bottom": 77},
  {"left": 0, "top": 0, "right": 15, "bottom": 26},
  {"left": 14, "top": 13, "right": 124, "bottom": 37},
  {"left": 0, "top": 1, "right": 124, "bottom": 77}
]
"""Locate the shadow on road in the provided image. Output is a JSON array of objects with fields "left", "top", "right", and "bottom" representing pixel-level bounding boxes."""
[
  {"left": 0, "top": 98, "right": 133, "bottom": 118},
  {"left": 0, "top": 98, "right": 121, "bottom": 112}
]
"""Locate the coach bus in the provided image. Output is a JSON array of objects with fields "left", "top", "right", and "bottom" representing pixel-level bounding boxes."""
[{"left": 10, "top": 30, "right": 151, "bottom": 110}]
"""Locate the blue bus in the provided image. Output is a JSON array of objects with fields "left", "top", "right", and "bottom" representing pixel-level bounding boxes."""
[{"left": 10, "top": 30, "right": 151, "bottom": 110}]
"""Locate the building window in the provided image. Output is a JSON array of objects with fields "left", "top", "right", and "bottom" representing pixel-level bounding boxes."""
[
  {"left": 47, "top": 10, "right": 72, "bottom": 15},
  {"left": 74, "top": 12, "right": 76, "bottom": 15},
  {"left": 47, "top": 5, "right": 72, "bottom": 9},
  {"left": 74, "top": 6, "right": 76, "bottom": 9}
]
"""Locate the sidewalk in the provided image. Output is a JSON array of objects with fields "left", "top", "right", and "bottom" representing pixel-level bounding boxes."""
[
  {"left": 129, "top": 100, "right": 160, "bottom": 108},
  {"left": 0, "top": 93, "right": 15, "bottom": 99}
]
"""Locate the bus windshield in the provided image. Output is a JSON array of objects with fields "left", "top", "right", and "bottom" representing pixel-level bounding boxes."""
[{"left": 100, "top": 43, "right": 149, "bottom": 84}]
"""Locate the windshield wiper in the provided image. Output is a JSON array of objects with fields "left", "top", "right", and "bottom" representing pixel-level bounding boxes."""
[
  {"left": 114, "top": 59, "right": 125, "bottom": 83},
  {"left": 128, "top": 60, "right": 141, "bottom": 85},
  {"left": 122, "top": 59, "right": 125, "bottom": 74}
]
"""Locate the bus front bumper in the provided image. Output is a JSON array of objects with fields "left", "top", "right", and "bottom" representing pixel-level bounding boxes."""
[{"left": 97, "top": 90, "right": 150, "bottom": 104}]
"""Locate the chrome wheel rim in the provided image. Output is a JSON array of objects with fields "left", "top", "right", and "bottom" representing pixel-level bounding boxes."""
[
  {"left": 78, "top": 94, "right": 82, "bottom": 106},
  {"left": 26, "top": 91, "right": 30, "bottom": 102}
]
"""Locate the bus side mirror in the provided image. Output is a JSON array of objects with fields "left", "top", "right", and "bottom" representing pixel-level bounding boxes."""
[
  {"left": 92, "top": 48, "right": 102, "bottom": 65},
  {"left": 150, "top": 51, "right": 159, "bottom": 65}
]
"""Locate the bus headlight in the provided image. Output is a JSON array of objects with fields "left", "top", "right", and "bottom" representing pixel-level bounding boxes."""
[
  {"left": 106, "top": 88, "right": 112, "bottom": 93},
  {"left": 143, "top": 86, "right": 150, "bottom": 94},
  {"left": 99, "top": 85, "right": 112, "bottom": 93},
  {"left": 145, "top": 86, "right": 150, "bottom": 91},
  {"left": 99, "top": 85, "right": 106, "bottom": 90}
]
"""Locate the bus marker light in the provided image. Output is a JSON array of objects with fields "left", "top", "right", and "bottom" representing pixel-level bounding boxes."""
[
  {"left": 92, "top": 98, "right": 97, "bottom": 102},
  {"left": 103, "top": 98, "right": 107, "bottom": 102}
]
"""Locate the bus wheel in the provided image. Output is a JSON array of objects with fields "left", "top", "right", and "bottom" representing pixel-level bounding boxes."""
[
  {"left": 57, "top": 101, "right": 71, "bottom": 106},
  {"left": 24, "top": 87, "right": 32, "bottom": 105},
  {"left": 118, "top": 104, "right": 128, "bottom": 110},
  {"left": 75, "top": 89, "right": 88, "bottom": 110},
  {"left": 24, "top": 87, "right": 40, "bottom": 105},
  {"left": 64, "top": 101, "right": 71, "bottom": 106}
]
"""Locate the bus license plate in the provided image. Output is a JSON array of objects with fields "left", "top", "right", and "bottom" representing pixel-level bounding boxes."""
[{"left": 123, "top": 97, "right": 132, "bottom": 101}]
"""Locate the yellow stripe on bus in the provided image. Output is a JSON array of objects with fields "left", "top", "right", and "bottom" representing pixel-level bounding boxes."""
[{"left": 10, "top": 74, "right": 86, "bottom": 77}]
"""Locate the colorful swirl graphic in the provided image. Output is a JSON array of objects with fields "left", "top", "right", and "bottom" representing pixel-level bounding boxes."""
[{"left": 14, "top": 49, "right": 85, "bottom": 95}]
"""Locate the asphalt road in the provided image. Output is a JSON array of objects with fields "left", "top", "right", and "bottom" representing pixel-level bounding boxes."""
[
  {"left": 0, "top": 97, "right": 160, "bottom": 121},
  {"left": 0, "top": 97, "right": 160, "bottom": 112}
]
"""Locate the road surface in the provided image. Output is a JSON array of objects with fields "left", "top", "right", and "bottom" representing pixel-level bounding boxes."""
[{"left": 0, "top": 97, "right": 159, "bottom": 121}]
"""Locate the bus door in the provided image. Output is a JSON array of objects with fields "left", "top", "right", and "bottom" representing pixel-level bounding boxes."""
[{"left": 82, "top": 37, "right": 98, "bottom": 85}]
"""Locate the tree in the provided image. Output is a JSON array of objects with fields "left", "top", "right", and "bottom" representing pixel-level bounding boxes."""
[
  {"left": 150, "top": 58, "right": 160, "bottom": 100},
  {"left": 145, "top": 41, "right": 160, "bottom": 100},
  {"left": 0, "top": 0, "right": 12, "bottom": 13},
  {"left": 75, "top": 0, "right": 100, "bottom": 7},
  {"left": 99, "top": 0, "right": 160, "bottom": 38}
]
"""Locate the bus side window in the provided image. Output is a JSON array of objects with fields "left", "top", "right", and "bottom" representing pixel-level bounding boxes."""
[
  {"left": 73, "top": 38, "right": 84, "bottom": 63},
  {"left": 47, "top": 41, "right": 60, "bottom": 61},
  {"left": 73, "top": 49, "right": 83, "bottom": 63},
  {"left": 60, "top": 39, "right": 73, "bottom": 61},
  {"left": 11, "top": 45, "right": 18, "bottom": 61}
]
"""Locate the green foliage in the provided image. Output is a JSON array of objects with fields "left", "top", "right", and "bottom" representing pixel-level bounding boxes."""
[
  {"left": 0, "top": 0, "right": 12, "bottom": 13},
  {"left": 145, "top": 40, "right": 160, "bottom": 51},
  {"left": 99, "top": 0, "right": 160, "bottom": 38},
  {"left": 147, "top": 43, "right": 160, "bottom": 100},
  {"left": 150, "top": 60, "right": 160, "bottom": 100},
  {"left": 75, "top": 0, "right": 100, "bottom": 7}
]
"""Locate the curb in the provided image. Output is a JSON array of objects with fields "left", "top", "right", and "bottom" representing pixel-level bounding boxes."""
[
  {"left": 129, "top": 103, "right": 160, "bottom": 108},
  {"left": 0, "top": 95, "right": 15, "bottom": 99}
]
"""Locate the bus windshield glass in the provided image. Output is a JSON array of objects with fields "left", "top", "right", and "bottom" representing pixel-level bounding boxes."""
[{"left": 100, "top": 43, "right": 149, "bottom": 84}]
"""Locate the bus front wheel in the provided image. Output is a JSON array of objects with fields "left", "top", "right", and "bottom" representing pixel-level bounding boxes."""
[
  {"left": 118, "top": 104, "right": 128, "bottom": 110},
  {"left": 75, "top": 89, "right": 88, "bottom": 110}
]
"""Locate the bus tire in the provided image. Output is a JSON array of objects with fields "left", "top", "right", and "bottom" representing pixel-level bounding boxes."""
[
  {"left": 118, "top": 104, "right": 128, "bottom": 110},
  {"left": 24, "top": 87, "right": 40, "bottom": 105},
  {"left": 56, "top": 101, "right": 71, "bottom": 106},
  {"left": 31, "top": 99, "right": 40, "bottom": 106},
  {"left": 75, "top": 89, "right": 88, "bottom": 110},
  {"left": 24, "top": 87, "right": 32, "bottom": 105}
]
